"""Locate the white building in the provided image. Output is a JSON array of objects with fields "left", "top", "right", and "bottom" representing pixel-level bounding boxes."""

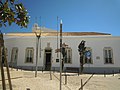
[{"left": 3, "top": 24, "right": 120, "bottom": 73}]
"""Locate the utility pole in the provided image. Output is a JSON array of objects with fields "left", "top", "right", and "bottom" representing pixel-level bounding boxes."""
[
  {"left": 60, "top": 20, "right": 62, "bottom": 90},
  {"left": 57, "top": 16, "right": 59, "bottom": 58}
]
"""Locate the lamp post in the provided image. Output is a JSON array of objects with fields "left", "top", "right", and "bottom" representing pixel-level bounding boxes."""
[{"left": 35, "top": 28, "right": 41, "bottom": 77}]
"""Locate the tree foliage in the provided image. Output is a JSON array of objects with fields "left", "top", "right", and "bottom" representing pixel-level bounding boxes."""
[{"left": 0, "top": 0, "right": 29, "bottom": 28}]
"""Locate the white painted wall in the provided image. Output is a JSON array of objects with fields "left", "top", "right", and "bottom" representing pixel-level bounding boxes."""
[{"left": 4, "top": 35, "right": 120, "bottom": 69}]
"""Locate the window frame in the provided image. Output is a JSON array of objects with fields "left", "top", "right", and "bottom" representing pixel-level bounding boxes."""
[
  {"left": 11, "top": 47, "right": 18, "bottom": 63},
  {"left": 64, "top": 47, "right": 72, "bottom": 64},
  {"left": 103, "top": 47, "right": 114, "bottom": 64},
  {"left": 84, "top": 47, "right": 93, "bottom": 64},
  {"left": 25, "top": 47, "right": 34, "bottom": 63}
]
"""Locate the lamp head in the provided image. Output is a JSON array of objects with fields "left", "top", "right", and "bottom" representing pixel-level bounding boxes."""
[{"left": 60, "top": 19, "right": 62, "bottom": 24}]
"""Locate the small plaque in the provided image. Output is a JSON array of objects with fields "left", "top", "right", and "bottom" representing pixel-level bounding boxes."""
[{"left": 96, "top": 56, "right": 100, "bottom": 59}]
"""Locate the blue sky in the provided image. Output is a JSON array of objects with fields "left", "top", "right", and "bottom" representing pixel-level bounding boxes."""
[{"left": 1, "top": 0, "right": 120, "bottom": 36}]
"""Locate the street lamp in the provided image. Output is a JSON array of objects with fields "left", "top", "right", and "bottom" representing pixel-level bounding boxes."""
[{"left": 34, "top": 27, "right": 41, "bottom": 77}]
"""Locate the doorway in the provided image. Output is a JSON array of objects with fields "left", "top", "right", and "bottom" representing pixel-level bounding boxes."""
[{"left": 45, "top": 50, "right": 52, "bottom": 70}]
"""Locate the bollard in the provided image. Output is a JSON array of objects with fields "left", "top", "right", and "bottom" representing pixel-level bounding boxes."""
[
  {"left": 104, "top": 71, "right": 106, "bottom": 77},
  {"left": 53, "top": 67, "right": 55, "bottom": 73},
  {"left": 42, "top": 67, "right": 43, "bottom": 73},
  {"left": 112, "top": 70, "right": 114, "bottom": 76},
  {"left": 50, "top": 69, "right": 52, "bottom": 80},
  {"left": 78, "top": 69, "right": 79, "bottom": 76},
  {"left": 81, "top": 79, "right": 83, "bottom": 90},
  {"left": 65, "top": 74, "right": 67, "bottom": 85}
]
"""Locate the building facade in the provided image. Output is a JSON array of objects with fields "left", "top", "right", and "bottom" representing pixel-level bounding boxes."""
[{"left": 3, "top": 24, "right": 120, "bottom": 73}]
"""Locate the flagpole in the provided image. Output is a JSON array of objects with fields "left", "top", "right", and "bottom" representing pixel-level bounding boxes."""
[
  {"left": 60, "top": 19, "right": 62, "bottom": 90},
  {"left": 39, "top": 16, "right": 41, "bottom": 58},
  {"left": 57, "top": 16, "right": 59, "bottom": 58}
]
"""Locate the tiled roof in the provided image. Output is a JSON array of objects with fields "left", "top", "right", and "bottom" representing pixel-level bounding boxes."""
[{"left": 5, "top": 32, "right": 111, "bottom": 36}]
